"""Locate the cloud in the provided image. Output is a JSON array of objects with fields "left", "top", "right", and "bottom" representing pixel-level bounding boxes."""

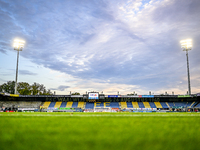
[
  {"left": 50, "top": 85, "right": 70, "bottom": 91},
  {"left": 0, "top": 0, "right": 200, "bottom": 94},
  {"left": 0, "top": 49, "right": 6, "bottom": 54},
  {"left": 19, "top": 70, "right": 37, "bottom": 75}
]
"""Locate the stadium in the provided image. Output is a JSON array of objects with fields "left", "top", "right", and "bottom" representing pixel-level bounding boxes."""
[
  {"left": 1, "top": 92, "right": 200, "bottom": 150},
  {"left": 1, "top": 92, "right": 200, "bottom": 112},
  {"left": 1, "top": 0, "right": 200, "bottom": 150}
]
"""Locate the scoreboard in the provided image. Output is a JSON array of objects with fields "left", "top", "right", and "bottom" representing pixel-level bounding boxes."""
[{"left": 88, "top": 92, "right": 99, "bottom": 99}]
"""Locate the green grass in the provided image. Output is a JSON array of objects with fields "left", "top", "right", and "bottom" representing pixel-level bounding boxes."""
[{"left": 0, "top": 112, "right": 200, "bottom": 150}]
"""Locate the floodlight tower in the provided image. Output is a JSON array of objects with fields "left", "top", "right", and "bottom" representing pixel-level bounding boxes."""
[
  {"left": 180, "top": 39, "right": 192, "bottom": 95},
  {"left": 13, "top": 39, "right": 25, "bottom": 94}
]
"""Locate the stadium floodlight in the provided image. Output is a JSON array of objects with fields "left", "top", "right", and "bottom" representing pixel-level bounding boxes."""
[
  {"left": 13, "top": 39, "right": 25, "bottom": 94},
  {"left": 180, "top": 39, "right": 192, "bottom": 95}
]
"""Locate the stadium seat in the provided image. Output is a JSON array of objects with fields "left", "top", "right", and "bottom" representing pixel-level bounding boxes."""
[
  {"left": 94, "top": 102, "right": 104, "bottom": 107},
  {"left": 154, "top": 102, "right": 163, "bottom": 108},
  {"left": 108, "top": 102, "right": 120, "bottom": 108},
  {"left": 66, "top": 102, "right": 73, "bottom": 108},
  {"left": 138, "top": 102, "right": 145, "bottom": 108},
  {"left": 85, "top": 102, "right": 94, "bottom": 109},
  {"left": 195, "top": 102, "right": 200, "bottom": 108},
  {"left": 167, "top": 102, "right": 174, "bottom": 108},
  {"left": 186, "top": 102, "right": 193, "bottom": 108},
  {"left": 127, "top": 102, "right": 133, "bottom": 108},
  {"left": 54, "top": 102, "right": 62, "bottom": 108},
  {"left": 104, "top": 102, "right": 110, "bottom": 107},
  {"left": 160, "top": 102, "right": 168, "bottom": 108},
  {"left": 120, "top": 102, "right": 127, "bottom": 109},
  {"left": 191, "top": 102, "right": 198, "bottom": 107},
  {"left": 143, "top": 102, "right": 151, "bottom": 108},
  {"left": 72, "top": 102, "right": 78, "bottom": 108},
  {"left": 42, "top": 101, "right": 51, "bottom": 109},
  {"left": 78, "top": 102, "right": 85, "bottom": 109},
  {"left": 48, "top": 102, "right": 56, "bottom": 108},
  {"left": 149, "top": 102, "right": 157, "bottom": 108},
  {"left": 132, "top": 102, "right": 139, "bottom": 108},
  {"left": 60, "top": 102, "right": 67, "bottom": 107}
]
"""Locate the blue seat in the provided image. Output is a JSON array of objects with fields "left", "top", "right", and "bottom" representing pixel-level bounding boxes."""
[
  {"left": 149, "top": 102, "right": 156, "bottom": 108},
  {"left": 192, "top": 102, "right": 199, "bottom": 107},
  {"left": 195, "top": 103, "right": 200, "bottom": 108},
  {"left": 85, "top": 102, "right": 94, "bottom": 109},
  {"left": 60, "top": 102, "right": 67, "bottom": 107},
  {"left": 138, "top": 102, "right": 145, "bottom": 108},
  {"left": 95, "top": 102, "right": 104, "bottom": 107},
  {"left": 127, "top": 102, "right": 133, "bottom": 108},
  {"left": 160, "top": 102, "right": 168, "bottom": 108},
  {"left": 167, "top": 102, "right": 174, "bottom": 107},
  {"left": 48, "top": 102, "right": 56, "bottom": 108},
  {"left": 72, "top": 102, "right": 78, "bottom": 108},
  {"left": 109, "top": 102, "right": 119, "bottom": 108},
  {"left": 174, "top": 102, "right": 187, "bottom": 107}
]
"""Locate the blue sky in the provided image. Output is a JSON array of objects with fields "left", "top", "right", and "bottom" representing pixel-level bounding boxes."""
[{"left": 0, "top": 0, "right": 200, "bottom": 95}]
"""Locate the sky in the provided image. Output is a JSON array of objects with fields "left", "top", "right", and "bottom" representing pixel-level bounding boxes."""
[{"left": 0, "top": 0, "right": 200, "bottom": 95}]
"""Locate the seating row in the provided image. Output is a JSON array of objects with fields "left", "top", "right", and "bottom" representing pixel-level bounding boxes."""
[{"left": 42, "top": 101, "right": 199, "bottom": 109}]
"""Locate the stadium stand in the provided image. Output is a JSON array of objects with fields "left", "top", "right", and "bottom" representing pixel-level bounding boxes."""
[
  {"left": 94, "top": 102, "right": 104, "bottom": 107},
  {"left": 190, "top": 102, "right": 198, "bottom": 107},
  {"left": 66, "top": 102, "right": 73, "bottom": 108},
  {"left": 149, "top": 102, "right": 156, "bottom": 108},
  {"left": 195, "top": 102, "right": 200, "bottom": 108},
  {"left": 108, "top": 102, "right": 120, "bottom": 108},
  {"left": 160, "top": 102, "right": 168, "bottom": 108},
  {"left": 138, "top": 102, "right": 145, "bottom": 108},
  {"left": 132, "top": 102, "right": 139, "bottom": 108},
  {"left": 1, "top": 92, "right": 199, "bottom": 112},
  {"left": 72, "top": 102, "right": 78, "bottom": 108},
  {"left": 39, "top": 101, "right": 200, "bottom": 110},
  {"left": 60, "top": 102, "right": 67, "bottom": 107},
  {"left": 120, "top": 102, "right": 127, "bottom": 109},
  {"left": 154, "top": 102, "right": 163, "bottom": 108},
  {"left": 43, "top": 101, "right": 51, "bottom": 108},
  {"left": 186, "top": 102, "right": 193, "bottom": 107},
  {"left": 54, "top": 102, "right": 62, "bottom": 108},
  {"left": 143, "top": 102, "right": 151, "bottom": 108},
  {"left": 104, "top": 102, "right": 110, "bottom": 107},
  {"left": 165, "top": 102, "right": 170, "bottom": 108},
  {"left": 167, "top": 102, "right": 174, "bottom": 108},
  {"left": 85, "top": 102, "right": 94, "bottom": 109},
  {"left": 0, "top": 101, "right": 42, "bottom": 108},
  {"left": 77, "top": 102, "right": 85, "bottom": 109},
  {"left": 48, "top": 102, "right": 56, "bottom": 108},
  {"left": 127, "top": 102, "right": 133, "bottom": 108}
]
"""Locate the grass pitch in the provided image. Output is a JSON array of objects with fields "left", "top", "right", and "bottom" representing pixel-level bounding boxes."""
[{"left": 0, "top": 112, "right": 200, "bottom": 150}]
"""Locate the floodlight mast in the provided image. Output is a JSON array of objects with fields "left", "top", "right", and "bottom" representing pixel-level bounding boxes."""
[
  {"left": 180, "top": 39, "right": 192, "bottom": 95},
  {"left": 13, "top": 39, "right": 25, "bottom": 94}
]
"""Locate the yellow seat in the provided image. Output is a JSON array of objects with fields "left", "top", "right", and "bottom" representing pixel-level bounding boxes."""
[
  {"left": 42, "top": 101, "right": 51, "bottom": 109},
  {"left": 132, "top": 102, "right": 139, "bottom": 108},
  {"left": 154, "top": 102, "right": 162, "bottom": 108},
  {"left": 78, "top": 102, "right": 85, "bottom": 108},
  {"left": 66, "top": 102, "right": 73, "bottom": 108},
  {"left": 120, "top": 102, "right": 127, "bottom": 109},
  {"left": 54, "top": 102, "right": 62, "bottom": 108},
  {"left": 143, "top": 102, "right": 151, "bottom": 108}
]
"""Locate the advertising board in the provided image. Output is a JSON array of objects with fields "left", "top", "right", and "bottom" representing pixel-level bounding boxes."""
[
  {"left": 88, "top": 93, "right": 99, "bottom": 99},
  {"left": 108, "top": 95, "right": 118, "bottom": 98},
  {"left": 142, "top": 95, "right": 154, "bottom": 98}
]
